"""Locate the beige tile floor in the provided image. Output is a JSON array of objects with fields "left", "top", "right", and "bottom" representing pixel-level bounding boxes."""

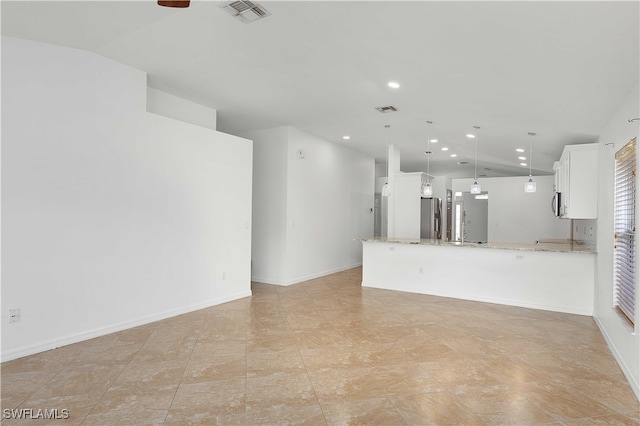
[{"left": 2, "top": 267, "right": 639, "bottom": 425}]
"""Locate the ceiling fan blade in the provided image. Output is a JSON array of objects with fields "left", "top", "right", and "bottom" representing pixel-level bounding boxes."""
[{"left": 158, "top": 0, "right": 190, "bottom": 7}]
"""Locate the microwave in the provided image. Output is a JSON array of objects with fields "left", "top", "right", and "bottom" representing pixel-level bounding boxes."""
[{"left": 552, "top": 192, "right": 562, "bottom": 217}]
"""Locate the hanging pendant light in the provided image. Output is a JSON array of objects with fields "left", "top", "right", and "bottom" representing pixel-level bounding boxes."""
[
  {"left": 381, "top": 124, "right": 392, "bottom": 197},
  {"left": 524, "top": 132, "right": 537, "bottom": 193},
  {"left": 422, "top": 121, "right": 434, "bottom": 197},
  {"left": 470, "top": 126, "right": 482, "bottom": 194}
]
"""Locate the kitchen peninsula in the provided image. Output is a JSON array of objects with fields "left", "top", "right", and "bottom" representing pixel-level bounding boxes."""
[{"left": 360, "top": 237, "right": 596, "bottom": 316}]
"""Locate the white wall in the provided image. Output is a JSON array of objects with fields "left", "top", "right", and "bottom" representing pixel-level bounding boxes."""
[
  {"left": 453, "top": 176, "right": 571, "bottom": 244},
  {"left": 593, "top": 83, "right": 640, "bottom": 400},
  {"left": 393, "top": 172, "right": 425, "bottom": 239},
  {"left": 246, "top": 126, "right": 375, "bottom": 285},
  {"left": 386, "top": 145, "right": 402, "bottom": 238},
  {"left": 1, "top": 37, "right": 253, "bottom": 361},
  {"left": 147, "top": 87, "right": 217, "bottom": 131},
  {"left": 244, "top": 127, "right": 289, "bottom": 284}
]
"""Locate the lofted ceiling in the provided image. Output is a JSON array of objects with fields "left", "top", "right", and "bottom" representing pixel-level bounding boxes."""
[{"left": 2, "top": 1, "right": 638, "bottom": 178}]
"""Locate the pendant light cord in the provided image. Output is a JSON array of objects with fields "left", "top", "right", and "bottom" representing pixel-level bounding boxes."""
[
  {"left": 474, "top": 138, "right": 478, "bottom": 180},
  {"left": 473, "top": 126, "right": 480, "bottom": 181},
  {"left": 427, "top": 138, "right": 430, "bottom": 177},
  {"left": 385, "top": 124, "right": 391, "bottom": 180},
  {"left": 529, "top": 141, "right": 532, "bottom": 177},
  {"left": 426, "top": 121, "right": 432, "bottom": 179},
  {"left": 528, "top": 132, "right": 535, "bottom": 177}
]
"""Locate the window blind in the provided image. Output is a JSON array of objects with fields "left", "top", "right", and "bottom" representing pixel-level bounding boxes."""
[{"left": 614, "top": 137, "right": 636, "bottom": 327}]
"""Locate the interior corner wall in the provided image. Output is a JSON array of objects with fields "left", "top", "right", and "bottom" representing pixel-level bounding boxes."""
[
  {"left": 1, "top": 36, "right": 253, "bottom": 361},
  {"left": 146, "top": 87, "right": 217, "bottom": 131},
  {"left": 243, "top": 127, "right": 289, "bottom": 285},
  {"left": 593, "top": 83, "right": 640, "bottom": 400},
  {"left": 247, "top": 127, "right": 375, "bottom": 286},
  {"left": 452, "top": 175, "right": 571, "bottom": 244},
  {"left": 284, "top": 127, "right": 374, "bottom": 284}
]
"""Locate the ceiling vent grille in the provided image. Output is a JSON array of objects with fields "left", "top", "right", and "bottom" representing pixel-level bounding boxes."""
[
  {"left": 375, "top": 105, "right": 398, "bottom": 113},
  {"left": 220, "top": 0, "right": 271, "bottom": 24}
]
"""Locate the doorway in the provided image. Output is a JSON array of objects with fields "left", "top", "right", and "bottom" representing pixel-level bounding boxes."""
[{"left": 453, "top": 191, "right": 488, "bottom": 243}]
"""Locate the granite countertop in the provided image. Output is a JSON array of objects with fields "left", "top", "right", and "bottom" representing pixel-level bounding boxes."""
[{"left": 359, "top": 237, "right": 596, "bottom": 254}]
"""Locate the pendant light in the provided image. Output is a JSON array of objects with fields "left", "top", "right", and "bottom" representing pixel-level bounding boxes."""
[
  {"left": 421, "top": 121, "right": 434, "bottom": 197},
  {"left": 381, "top": 124, "right": 392, "bottom": 197},
  {"left": 470, "top": 126, "right": 481, "bottom": 194},
  {"left": 524, "top": 132, "right": 537, "bottom": 193}
]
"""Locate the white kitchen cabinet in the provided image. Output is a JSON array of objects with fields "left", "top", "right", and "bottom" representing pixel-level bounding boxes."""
[{"left": 554, "top": 143, "right": 598, "bottom": 219}]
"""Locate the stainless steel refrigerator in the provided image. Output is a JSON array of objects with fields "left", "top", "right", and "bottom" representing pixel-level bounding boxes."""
[{"left": 420, "top": 197, "right": 442, "bottom": 239}]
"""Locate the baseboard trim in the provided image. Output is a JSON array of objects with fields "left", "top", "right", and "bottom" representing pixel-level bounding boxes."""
[
  {"left": 593, "top": 315, "right": 640, "bottom": 401},
  {"left": 361, "top": 281, "right": 593, "bottom": 316},
  {"left": 1, "top": 290, "right": 252, "bottom": 362},
  {"left": 252, "top": 263, "right": 362, "bottom": 287}
]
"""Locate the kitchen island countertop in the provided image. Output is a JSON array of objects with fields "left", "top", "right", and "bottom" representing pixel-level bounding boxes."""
[{"left": 358, "top": 237, "right": 596, "bottom": 254}]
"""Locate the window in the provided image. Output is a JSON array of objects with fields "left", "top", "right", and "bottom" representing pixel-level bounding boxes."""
[{"left": 613, "top": 137, "right": 636, "bottom": 328}]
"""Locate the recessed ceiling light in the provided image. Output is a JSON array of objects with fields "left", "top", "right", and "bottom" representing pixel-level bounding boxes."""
[
  {"left": 518, "top": 156, "right": 526, "bottom": 160},
  {"left": 441, "top": 147, "right": 449, "bottom": 151},
  {"left": 516, "top": 148, "right": 525, "bottom": 153},
  {"left": 387, "top": 81, "right": 400, "bottom": 89},
  {"left": 430, "top": 139, "right": 438, "bottom": 143},
  {"left": 520, "top": 162, "right": 528, "bottom": 166},
  {"left": 342, "top": 136, "right": 350, "bottom": 140},
  {"left": 450, "top": 154, "right": 458, "bottom": 158},
  {"left": 466, "top": 134, "right": 475, "bottom": 139}
]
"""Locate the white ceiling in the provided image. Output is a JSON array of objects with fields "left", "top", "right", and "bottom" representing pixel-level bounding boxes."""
[{"left": 3, "top": 1, "right": 638, "bottom": 178}]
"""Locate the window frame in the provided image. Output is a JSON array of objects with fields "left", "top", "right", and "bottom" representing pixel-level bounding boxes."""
[{"left": 613, "top": 137, "right": 637, "bottom": 329}]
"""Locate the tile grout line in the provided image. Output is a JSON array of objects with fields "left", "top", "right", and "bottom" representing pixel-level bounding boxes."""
[
  {"left": 79, "top": 331, "right": 154, "bottom": 425},
  {"left": 244, "top": 288, "right": 251, "bottom": 422},
  {"left": 298, "top": 284, "right": 330, "bottom": 425},
  {"left": 160, "top": 318, "right": 204, "bottom": 426}
]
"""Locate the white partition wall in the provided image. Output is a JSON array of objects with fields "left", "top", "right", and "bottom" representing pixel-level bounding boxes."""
[
  {"left": 247, "top": 126, "right": 375, "bottom": 286},
  {"left": 1, "top": 37, "right": 253, "bottom": 361},
  {"left": 393, "top": 172, "right": 426, "bottom": 239}
]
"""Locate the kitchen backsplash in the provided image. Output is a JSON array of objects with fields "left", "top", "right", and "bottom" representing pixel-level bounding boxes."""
[{"left": 573, "top": 219, "right": 597, "bottom": 250}]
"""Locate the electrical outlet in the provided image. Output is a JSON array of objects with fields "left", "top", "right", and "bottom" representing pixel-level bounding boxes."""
[
  {"left": 515, "top": 255, "right": 524, "bottom": 260},
  {"left": 9, "top": 309, "right": 20, "bottom": 323},
  {"left": 419, "top": 267, "right": 424, "bottom": 274}
]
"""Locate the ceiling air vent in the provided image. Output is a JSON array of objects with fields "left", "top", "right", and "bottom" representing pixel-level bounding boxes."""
[
  {"left": 375, "top": 105, "right": 398, "bottom": 113},
  {"left": 457, "top": 161, "right": 469, "bottom": 165},
  {"left": 220, "top": 0, "right": 271, "bottom": 24}
]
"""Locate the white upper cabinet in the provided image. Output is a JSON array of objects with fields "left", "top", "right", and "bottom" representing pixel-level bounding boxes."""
[{"left": 554, "top": 143, "right": 599, "bottom": 219}]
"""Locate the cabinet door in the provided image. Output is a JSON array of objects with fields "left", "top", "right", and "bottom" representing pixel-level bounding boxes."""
[
  {"left": 553, "top": 162, "right": 560, "bottom": 192},
  {"left": 556, "top": 144, "right": 598, "bottom": 219},
  {"left": 561, "top": 155, "right": 570, "bottom": 217}
]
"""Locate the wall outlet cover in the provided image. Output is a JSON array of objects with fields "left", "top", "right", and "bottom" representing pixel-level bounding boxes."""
[{"left": 9, "top": 309, "right": 20, "bottom": 323}]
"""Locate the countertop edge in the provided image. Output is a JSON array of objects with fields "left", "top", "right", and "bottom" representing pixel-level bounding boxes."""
[{"left": 357, "top": 238, "right": 596, "bottom": 254}]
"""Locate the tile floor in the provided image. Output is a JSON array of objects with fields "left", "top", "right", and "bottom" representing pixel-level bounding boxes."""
[{"left": 1, "top": 267, "right": 639, "bottom": 425}]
